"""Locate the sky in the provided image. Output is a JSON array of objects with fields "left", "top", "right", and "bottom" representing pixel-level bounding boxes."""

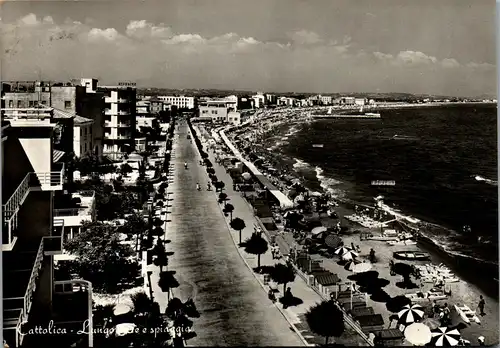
[{"left": 0, "top": 0, "right": 496, "bottom": 97}]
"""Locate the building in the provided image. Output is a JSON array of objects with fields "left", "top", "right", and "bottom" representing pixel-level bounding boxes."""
[
  {"left": 265, "top": 94, "right": 277, "bottom": 105},
  {"left": 354, "top": 98, "right": 366, "bottom": 106},
  {"left": 98, "top": 85, "right": 137, "bottom": 159},
  {"left": 157, "top": 95, "right": 195, "bottom": 109},
  {"left": 2, "top": 80, "right": 105, "bottom": 158},
  {"left": 340, "top": 97, "right": 356, "bottom": 105},
  {"left": 2, "top": 112, "right": 91, "bottom": 347},
  {"left": 198, "top": 100, "right": 230, "bottom": 123},
  {"left": 53, "top": 190, "right": 96, "bottom": 242},
  {"left": 149, "top": 96, "right": 165, "bottom": 114},
  {"left": 251, "top": 94, "right": 265, "bottom": 108},
  {"left": 73, "top": 115, "right": 94, "bottom": 158},
  {"left": 227, "top": 111, "right": 241, "bottom": 126},
  {"left": 225, "top": 95, "right": 239, "bottom": 111}
]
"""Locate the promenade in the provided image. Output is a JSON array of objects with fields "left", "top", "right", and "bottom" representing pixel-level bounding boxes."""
[
  {"left": 195, "top": 124, "right": 371, "bottom": 346},
  {"left": 147, "top": 122, "right": 304, "bottom": 346}
]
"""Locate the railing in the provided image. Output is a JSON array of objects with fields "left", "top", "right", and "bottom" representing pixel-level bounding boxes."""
[
  {"left": 118, "top": 110, "right": 130, "bottom": 115},
  {"left": 117, "top": 135, "right": 131, "bottom": 140},
  {"left": 3, "top": 173, "right": 30, "bottom": 215},
  {"left": 117, "top": 122, "right": 132, "bottom": 128},
  {"left": 117, "top": 98, "right": 128, "bottom": 103},
  {"left": 2, "top": 211, "right": 18, "bottom": 249},
  {"left": 104, "top": 109, "right": 113, "bottom": 115},
  {"left": 53, "top": 208, "right": 85, "bottom": 217},
  {"left": 23, "top": 238, "right": 44, "bottom": 320},
  {"left": 30, "top": 168, "right": 64, "bottom": 189}
]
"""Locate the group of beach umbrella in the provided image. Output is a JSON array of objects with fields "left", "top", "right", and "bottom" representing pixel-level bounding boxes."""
[
  {"left": 395, "top": 303, "right": 464, "bottom": 346},
  {"left": 333, "top": 245, "right": 373, "bottom": 273}
]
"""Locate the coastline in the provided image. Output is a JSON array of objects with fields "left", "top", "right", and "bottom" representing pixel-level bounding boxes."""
[{"left": 223, "top": 105, "right": 499, "bottom": 345}]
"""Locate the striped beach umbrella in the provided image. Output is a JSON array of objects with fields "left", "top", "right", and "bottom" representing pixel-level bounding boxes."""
[
  {"left": 334, "top": 246, "right": 351, "bottom": 256},
  {"left": 431, "top": 327, "right": 461, "bottom": 346},
  {"left": 341, "top": 250, "right": 359, "bottom": 260},
  {"left": 344, "top": 259, "right": 361, "bottom": 271},
  {"left": 398, "top": 304, "right": 425, "bottom": 325}
]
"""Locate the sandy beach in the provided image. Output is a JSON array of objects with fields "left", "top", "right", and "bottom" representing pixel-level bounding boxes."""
[{"left": 220, "top": 106, "right": 499, "bottom": 346}]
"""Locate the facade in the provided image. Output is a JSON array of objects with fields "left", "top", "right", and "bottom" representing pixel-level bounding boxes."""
[
  {"left": 157, "top": 95, "right": 195, "bottom": 109},
  {"left": 340, "top": 96, "right": 356, "bottom": 105},
  {"left": 73, "top": 115, "right": 94, "bottom": 158},
  {"left": 1, "top": 80, "right": 105, "bottom": 158},
  {"left": 1, "top": 112, "right": 67, "bottom": 347},
  {"left": 99, "top": 85, "right": 137, "bottom": 159},
  {"left": 149, "top": 97, "right": 165, "bottom": 114},
  {"left": 225, "top": 95, "right": 238, "bottom": 111},
  {"left": 251, "top": 94, "right": 265, "bottom": 108},
  {"left": 354, "top": 98, "right": 366, "bottom": 106},
  {"left": 227, "top": 111, "right": 241, "bottom": 126},
  {"left": 265, "top": 94, "right": 277, "bottom": 105},
  {"left": 198, "top": 100, "right": 230, "bottom": 123}
]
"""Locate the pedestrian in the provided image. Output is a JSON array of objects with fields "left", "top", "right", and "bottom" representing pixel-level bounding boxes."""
[
  {"left": 433, "top": 300, "right": 440, "bottom": 318},
  {"left": 442, "top": 303, "right": 450, "bottom": 324},
  {"left": 478, "top": 295, "right": 486, "bottom": 316}
]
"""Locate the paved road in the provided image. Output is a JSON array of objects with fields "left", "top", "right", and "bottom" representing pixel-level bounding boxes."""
[{"left": 151, "top": 122, "right": 303, "bottom": 346}]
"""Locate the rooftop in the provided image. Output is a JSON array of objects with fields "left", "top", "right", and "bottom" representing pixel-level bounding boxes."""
[{"left": 74, "top": 115, "right": 94, "bottom": 125}]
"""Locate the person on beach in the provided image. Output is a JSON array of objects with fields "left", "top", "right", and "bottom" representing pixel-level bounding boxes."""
[
  {"left": 433, "top": 300, "right": 441, "bottom": 318},
  {"left": 477, "top": 336, "right": 485, "bottom": 346},
  {"left": 478, "top": 295, "right": 486, "bottom": 316}
]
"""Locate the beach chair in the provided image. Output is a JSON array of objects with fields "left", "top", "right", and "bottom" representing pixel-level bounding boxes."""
[{"left": 454, "top": 304, "right": 481, "bottom": 324}]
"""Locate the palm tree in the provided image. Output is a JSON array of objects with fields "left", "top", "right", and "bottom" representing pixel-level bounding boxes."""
[
  {"left": 270, "top": 263, "right": 296, "bottom": 293},
  {"left": 305, "top": 300, "right": 345, "bottom": 346},
  {"left": 154, "top": 246, "right": 169, "bottom": 272},
  {"left": 244, "top": 232, "right": 268, "bottom": 268},
  {"left": 230, "top": 217, "right": 246, "bottom": 244},
  {"left": 224, "top": 203, "right": 235, "bottom": 221}
]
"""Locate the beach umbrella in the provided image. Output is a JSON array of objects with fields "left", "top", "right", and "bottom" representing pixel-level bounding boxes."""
[
  {"left": 311, "top": 226, "right": 327, "bottom": 235},
  {"left": 341, "top": 249, "right": 359, "bottom": 260},
  {"left": 113, "top": 303, "right": 133, "bottom": 316},
  {"left": 431, "top": 327, "right": 461, "bottom": 346},
  {"left": 352, "top": 262, "right": 373, "bottom": 273},
  {"left": 344, "top": 259, "right": 361, "bottom": 271},
  {"left": 398, "top": 304, "right": 425, "bottom": 325},
  {"left": 324, "top": 234, "right": 342, "bottom": 249},
  {"left": 334, "top": 246, "right": 352, "bottom": 256},
  {"left": 404, "top": 323, "right": 432, "bottom": 346},
  {"left": 115, "top": 323, "right": 136, "bottom": 337},
  {"left": 242, "top": 172, "right": 252, "bottom": 181}
]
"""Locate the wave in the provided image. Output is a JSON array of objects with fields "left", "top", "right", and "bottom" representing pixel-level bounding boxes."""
[
  {"left": 293, "top": 158, "right": 311, "bottom": 170},
  {"left": 314, "top": 166, "right": 345, "bottom": 198},
  {"left": 474, "top": 175, "right": 498, "bottom": 186}
]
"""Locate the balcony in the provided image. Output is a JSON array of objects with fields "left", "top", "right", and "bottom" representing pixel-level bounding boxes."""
[
  {"left": 3, "top": 238, "right": 45, "bottom": 346},
  {"left": 117, "top": 98, "right": 128, "bottom": 103},
  {"left": 117, "top": 135, "right": 132, "bottom": 140},
  {"left": 117, "top": 122, "right": 132, "bottom": 128},
  {"left": 104, "top": 97, "right": 117, "bottom": 103},
  {"left": 118, "top": 110, "right": 130, "bottom": 116},
  {"left": 104, "top": 120, "right": 116, "bottom": 128},
  {"left": 54, "top": 191, "right": 95, "bottom": 228},
  {"left": 44, "top": 219, "right": 64, "bottom": 256},
  {"left": 104, "top": 109, "right": 114, "bottom": 116}
]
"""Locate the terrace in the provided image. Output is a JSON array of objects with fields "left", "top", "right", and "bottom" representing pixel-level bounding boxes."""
[{"left": 3, "top": 163, "right": 65, "bottom": 251}]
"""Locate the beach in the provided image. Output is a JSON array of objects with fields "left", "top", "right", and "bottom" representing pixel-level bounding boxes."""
[{"left": 218, "top": 105, "right": 499, "bottom": 345}]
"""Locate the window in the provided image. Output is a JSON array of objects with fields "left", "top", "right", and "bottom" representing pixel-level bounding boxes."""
[
  {"left": 41, "top": 100, "right": 47, "bottom": 105},
  {"left": 17, "top": 100, "right": 22, "bottom": 108},
  {"left": 84, "top": 143, "right": 87, "bottom": 153},
  {"left": 8, "top": 100, "right": 13, "bottom": 108},
  {"left": 29, "top": 101, "right": 34, "bottom": 107},
  {"left": 65, "top": 101, "right": 72, "bottom": 109}
]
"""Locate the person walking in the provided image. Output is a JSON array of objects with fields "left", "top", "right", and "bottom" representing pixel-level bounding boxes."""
[{"left": 478, "top": 295, "right": 486, "bottom": 316}]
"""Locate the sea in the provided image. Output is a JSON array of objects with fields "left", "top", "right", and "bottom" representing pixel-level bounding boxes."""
[{"left": 259, "top": 104, "right": 498, "bottom": 271}]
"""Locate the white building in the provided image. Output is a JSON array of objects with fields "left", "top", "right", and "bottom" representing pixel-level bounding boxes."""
[
  {"left": 157, "top": 95, "right": 195, "bottom": 109},
  {"left": 73, "top": 115, "right": 94, "bottom": 158},
  {"left": 252, "top": 94, "right": 265, "bottom": 108},
  {"left": 99, "top": 85, "right": 137, "bottom": 159},
  {"left": 354, "top": 98, "right": 366, "bottom": 106},
  {"left": 225, "top": 95, "right": 239, "bottom": 111},
  {"left": 198, "top": 100, "right": 230, "bottom": 123},
  {"left": 227, "top": 111, "right": 241, "bottom": 126}
]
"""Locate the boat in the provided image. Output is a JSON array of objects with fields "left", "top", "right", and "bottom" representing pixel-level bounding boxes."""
[
  {"left": 387, "top": 239, "right": 417, "bottom": 246},
  {"left": 454, "top": 304, "right": 481, "bottom": 324},
  {"left": 312, "top": 144, "right": 324, "bottom": 148},
  {"left": 393, "top": 251, "right": 430, "bottom": 261}
]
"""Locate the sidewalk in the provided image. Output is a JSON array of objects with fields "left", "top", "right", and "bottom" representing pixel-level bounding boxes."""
[{"left": 196, "top": 126, "right": 369, "bottom": 346}]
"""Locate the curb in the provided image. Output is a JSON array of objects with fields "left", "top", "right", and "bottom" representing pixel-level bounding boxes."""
[{"left": 188, "top": 124, "right": 314, "bottom": 347}]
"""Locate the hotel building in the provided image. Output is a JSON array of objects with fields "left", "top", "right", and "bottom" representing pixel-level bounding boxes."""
[{"left": 157, "top": 95, "right": 195, "bottom": 110}]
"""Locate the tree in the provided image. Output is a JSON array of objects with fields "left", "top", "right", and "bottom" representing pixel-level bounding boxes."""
[
  {"left": 230, "top": 217, "right": 246, "bottom": 244},
  {"left": 270, "top": 263, "right": 296, "bottom": 293},
  {"left": 154, "top": 248, "right": 169, "bottom": 272},
  {"left": 152, "top": 226, "right": 164, "bottom": 237},
  {"left": 158, "top": 271, "right": 179, "bottom": 302},
  {"left": 215, "top": 181, "right": 225, "bottom": 192},
  {"left": 131, "top": 291, "right": 152, "bottom": 316},
  {"left": 119, "top": 163, "right": 134, "bottom": 176},
  {"left": 206, "top": 168, "right": 215, "bottom": 175},
  {"left": 305, "top": 300, "right": 345, "bottom": 346},
  {"left": 153, "top": 218, "right": 163, "bottom": 227},
  {"left": 64, "top": 221, "right": 140, "bottom": 294},
  {"left": 244, "top": 232, "right": 268, "bottom": 268},
  {"left": 218, "top": 192, "right": 228, "bottom": 205},
  {"left": 224, "top": 203, "right": 235, "bottom": 221}
]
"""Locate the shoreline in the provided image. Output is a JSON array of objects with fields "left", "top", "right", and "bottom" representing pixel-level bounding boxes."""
[{"left": 221, "top": 106, "right": 499, "bottom": 345}]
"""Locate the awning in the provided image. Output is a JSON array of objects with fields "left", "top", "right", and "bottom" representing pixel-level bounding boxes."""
[{"left": 53, "top": 150, "right": 65, "bottom": 162}]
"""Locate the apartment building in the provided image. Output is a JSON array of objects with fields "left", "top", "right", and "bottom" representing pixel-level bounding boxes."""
[
  {"left": 98, "top": 85, "right": 137, "bottom": 159},
  {"left": 198, "top": 100, "right": 230, "bottom": 123},
  {"left": 354, "top": 98, "right": 366, "bottom": 106},
  {"left": 2, "top": 80, "right": 105, "bottom": 159},
  {"left": 2, "top": 110, "right": 94, "bottom": 347},
  {"left": 227, "top": 111, "right": 241, "bottom": 126},
  {"left": 157, "top": 95, "right": 195, "bottom": 109},
  {"left": 251, "top": 94, "right": 265, "bottom": 108}
]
